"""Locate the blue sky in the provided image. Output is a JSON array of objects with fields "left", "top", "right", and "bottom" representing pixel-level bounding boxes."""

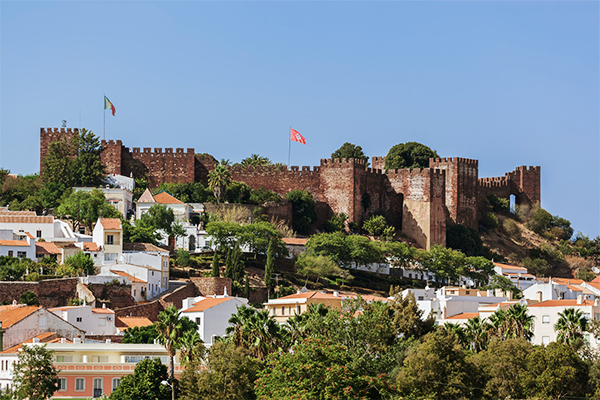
[{"left": 1, "top": 1, "right": 598, "bottom": 238}]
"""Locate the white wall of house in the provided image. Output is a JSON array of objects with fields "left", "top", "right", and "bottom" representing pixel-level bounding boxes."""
[
  {"left": 51, "top": 305, "right": 117, "bottom": 336},
  {"left": 0, "top": 238, "right": 35, "bottom": 259},
  {"left": 181, "top": 297, "right": 248, "bottom": 345}
]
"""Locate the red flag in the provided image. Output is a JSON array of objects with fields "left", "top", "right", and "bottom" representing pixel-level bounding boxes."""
[{"left": 290, "top": 128, "right": 306, "bottom": 145}]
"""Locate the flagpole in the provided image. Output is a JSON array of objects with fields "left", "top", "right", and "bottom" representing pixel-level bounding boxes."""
[
  {"left": 103, "top": 93, "right": 106, "bottom": 141},
  {"left": 288, "top": 126, "right": 291, "bottom": 167}
]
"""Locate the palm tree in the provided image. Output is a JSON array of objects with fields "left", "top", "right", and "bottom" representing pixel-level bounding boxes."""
[
  {"left": 208, "top": 164, "right": 231, "bottom": 203},
  {"left": 178, "top": 330, "right": 205, "bottom": 366},
  {"left": 506, "top": 303, "right": 535, "bottom": 340},
  {"left": 463, "top": 317, "right": 489, "bottom": 353},
  {"left": 155, "top": 306, "right": 187, "bottom": 400},
  {"left": 225, "top": 305, "right": 284, "bottom": 360},
  {"left": 241, "top": 154, "right": 272, "bottom": 167},
  {"left": 226, "top": 304, "right": 257, "bottom": 348},
  {"left": 486, "top": 308, "right": 509, "bottom": 340},
  {"left": 555, "top": 307, "right": 588, "bottom": 345}
]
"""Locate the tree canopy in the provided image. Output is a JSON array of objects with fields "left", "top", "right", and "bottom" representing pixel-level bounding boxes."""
[
  {"left": 12, "top": 344, "right": 58, "bottom": 400},
  {"left": 55, "top": 188, "right": 121, "bottom": 231},
  {"left": 330, "top": 142, "right": 368, "bottom": 165},
  {"left": 109, "top": 358, "right": 170, "bottom": 400},
  {"left": 384, "top": 141, "right": 439, "bottom": 170},
  {"left": 286, "top": 190, "right": 317, "bottom": 235}
]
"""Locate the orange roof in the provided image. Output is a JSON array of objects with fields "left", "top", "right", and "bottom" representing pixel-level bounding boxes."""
[
  {"left": 92, "top": 308, "right": 115, "bottom": 314},
  {"left": 446, "top": 312, "right": 479, "bottom": 320},
  {"left": 494, "top": 262, "right": 528, "bottom": 271},
  {"left": 0, "top": 305, "right": 41, "bottom": 328},
  {"left": 1, "top": 333, "right": 70, "bottom": 354},
  {"left": 137, "top": 188, "right": 156, "bottom": 203},
  {"left": 110, "top": 270, "right": 146, "bottom": 283},
  {"left": 0, "top": 240, "right": 30, "bottom": 247},
  {"left": 282, "top": 238, "right": 308, "bottom": 246},
  {"left": 25, "top": 232, "right": 35, "bottom": 239},
  {"left": 0, "top": 210, "right": 36, "bottom": 216},
  {"left": 585, "top": 282, "right": 600, "bottom": 290},
  {"left": 592, "top": 276, "right": 600, "bottom": 283},
  {"left": 529, "top": 299, "right": 597, "bottom": 307},
  {"left": 567, "top": 285, "right": 583, "bottom": 292},
  {"left": 36, "top": 242, "right": 61, "bottom": 255},
  {"left": 552, "top": 278, "right": 584, "bottom": 285},
  {"left": 504, "top": 272, "right": 536, "bottom": 278},
  {"left": 182, "top": 297, "right": 233, "bottom": 312},
  {"left": 116, "top": 316, "right": 153, "bottom": 329},
  {"left": 123, "top": 242, "right": 167, "bottom": 253},
  {"left": 83, "top": 242, "right": 101, "bottom": 251},
  {"left": 99, "top": 218, "right": 121, "bottom": 230},
  {"left": 153, "top": 191, "right": 183, "bottom": 204},
  {"left": 273, "top": 291, "right": 387, "bottom": 302},
  {"left": 0, "top": 216, "right": 53, "bottom": 224}
]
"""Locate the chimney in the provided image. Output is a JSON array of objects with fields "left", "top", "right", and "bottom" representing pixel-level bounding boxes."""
[
  {"left": 495, "top": 289, "right": 503, "bottom": 297},
  {"left": 537, "top": 291, "right": 543, "bottom": 303},
  {"left": 487, "top": 289, "right": 493, "bottom": 297},
  {"left": 333, "top": 291, "right": 339, "bottom": 297},
  {"left": 60, "top": 338, "right": 66, "bottom": 344},
  {"left": 106, "top": 339, "right": 111, "bottom": 344},
  {"left": 102, "top": 303, "right": 106, "bottom": 309},
  {"left": 577, "top": 294, "right": 583, "bottom": 304},
  {"left": 595, "top": 299, "right": 599, "bottom": 307},
  {"left": 32, "top": 337, "right": 40, "bottom": 343}
]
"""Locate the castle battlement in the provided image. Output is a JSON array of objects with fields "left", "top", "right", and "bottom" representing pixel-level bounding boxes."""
[
  {"left": 320, "top": 158, "right": 367, "bottom": 167},
  {"left": 430, "top": 157, "right": 478, "bottom": 165}
]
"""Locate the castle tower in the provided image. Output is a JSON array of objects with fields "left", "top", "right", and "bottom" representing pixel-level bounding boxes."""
[{"left": 39, "top": 127, "right": 79, "bottom": 172}]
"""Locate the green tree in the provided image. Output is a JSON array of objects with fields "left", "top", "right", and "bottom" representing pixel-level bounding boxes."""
[
  {"left": 388, "top": 290, "right": 435, "bottom": 340},
  {"left": 1, "top": 176, "right": 43, "bottom": 214},
  {"left": 12, "top": 344, "right": 58, "bottom": 400},
  {"left": 179, "top": 341, "right": 260, "bottom": 400},
  {"left": 295, "top": 254, "right": 344, "bottom": 283},
  {"left": 305, "top": 232, "right": 352, "bottom": 266},
  {"left": 555, "top": 307, "right": 588, "bottom": 346},
  {"left": 255, "top": 337, "right": 395, "bottom": 400},
  {"left": 446, "top": 223, "right": 488, "bottom": 258},
  {"left": 63, "top": 251, "right": 96, "bottom": 276},
  {"left": 225, "top": 305, "right": 284, "bottom": 360},
  {"left": 286, "top": 190, "right": 317, "bottom": 235},
  {"left": 384, "top": 141, "right": 439, "bottom": 170},
  {"left": 41, "top": 139, "right": 74, "bottom": 188},
  {"left": 211, "top": 251, "right": 220, "bottom": 277},
  {"left": 362, "top": 214, "right": 388, "bottom": 236},
  {"left": 122, "top": 219, "right": 160, "bottom": 245},
  {"left": 122, "top": 325, "right": 159, "bottom": 344},
  {"left": 264, "top": 238, "right": 275, "bottom": 290},
  {"left": 56, "top": 189, "right": 121, "bottom": 232},
  {"left": 19, "top": 291, "right": 39, "bottom": 306},
  {"left": 208, "top": 164, "right": 231, "bottom": 203},
  {"left": 330, "top": 142, "right": 368, "bottom": 165},
  {"left": 323, "top": 212, "right": 348, "bottom": 233},
  {"left": 137, "top": 204, "right": 184, "bottom": 240},
  {"left": 178, "top": 330, "right": 205, "bottom": 367},
  {"left": 240, "top": 154, "right": 272, "bottom": 167},
  {"left": 109, "top": 358, "right": 170, "bottom": 400},
  {"left": 396, "top": 329, "right": 479, "bottom": 399},
  {"left": 463, "top": 316, "right": 489, "bottom": 353},
  {"left": 225, "top": 245, "right": 244, "bottom": 284},
  {"left": 71, "top": 128, "right": 106, "bottom": 187}
]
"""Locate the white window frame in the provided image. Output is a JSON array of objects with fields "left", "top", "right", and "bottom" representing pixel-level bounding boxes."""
[
  {"left": 57, "top": 377, "right": 67, "bottom": 391},
  {"left": 93, "top": 378, "right": 103, "bottom": 390},
  {"left": 75, "top": 377, "right": 85, "bottom": 391},
  {"left": 112, "top": 378, "right": 121, "bottom": 390},
  {"left": 542, "top": 315, "right": 550, "bottom": 324},
  {"left": 106, "top": 235, "right": 114, "bottom": 245}
]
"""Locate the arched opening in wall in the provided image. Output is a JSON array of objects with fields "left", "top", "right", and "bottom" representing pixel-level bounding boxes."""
[{"left": 510, "top": 194, "right": 516, "bottom": 214}]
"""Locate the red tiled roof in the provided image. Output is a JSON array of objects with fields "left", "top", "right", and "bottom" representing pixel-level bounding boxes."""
[
  {"left": 567, "top": 285, "right": 583, "bottom": 292},
  {"left": 123, "top": 242, "right": 167, "bottom": 253},
  {"left": 282, "top": 238, "right": 308, "bottom": 246},
  {"left": 182, "top": 297, "right": 233, "bottom": 312},
  {"left": 116, "top": 316, "right": 153, "bottom": 328},
  {"left": 0, "top": 216, "right": 53, "bottom": 224},
  {"left": 494, "top": 262, "right": 528, "bottom": 271},
  {"left": 83, "top": 242, "right": 101, "bottom": 251},
  {"left": 0, "top": 240, "right": 30, "bottom": 247},
  {"left": 552, "top": 278, "right": 585, "bottom": 285},
  {"left": 529, "top": 299, "right": 596, "bottom": 307},
  {"left": 0, "top": 211, "right": 36, "bottom": 216},
  {"left": 92, "top": 308, "right": 115, "bottom": 314},
  {"left": 110, "top": 270, "right": 146, "bottom": 283},
  {"left": 137, "top": 188, "right": 156, "bottom": 203},
  {"left": 153, "top": 191, "right": 183, "bottom": 204},
  {"left": 99, "top": 218, "right": 121, "bottom": 230},
  {"left": 446, "top": 312, "right": 479, "bottom": 320},
  {"left": 36, "top": 242, "right": 61, "bottom": 255},
  {"left": 0, "top": 305, "right": 41, "bottom": 328},
  {"left": 25, "top": 232, "right": 35, "bottom": 239}
]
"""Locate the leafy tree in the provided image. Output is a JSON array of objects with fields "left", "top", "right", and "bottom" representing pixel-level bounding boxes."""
[
  {"left": 384, "top": 241, "right": 417, "bottom": 269},
  {"left": 19, "top": 291, "right": 39, "bottom": 306},
  {"left": 224, "top": 245, "right": 244, "bottom": 284},
  {"left": 330, "top": 142, "right": 368, "bottom": 165},
  {"left": 12, "top": 344, "right": 58, "bottom": 400},
  {"left": 179, "top": 341, "right": 260, "bottom": 400},
  {"left": 479, "top": 275, "right": 521, "bottom": 299},
  {"left": 225, "top": 305, "right": 284, "bottom": 360},
  {"left": 208, "top": 164, "right": 231, "bottom": 203},
  {"left": 122, "top": 219, "right": 160, "bottom": 245},
  {"left": 305, "top": 232, "right": 351, "bottom": 266},
  {"left": 264, "top": 238, "right": 275, "bottom": 290},
  {"left": 446, "top": 223, "right": 489, "bottom": 258},
  {"left": 520, "top": 342, "right": 591, "bottom": 398},
  {"left": 178, "top": 330, "right": 205, "bottom": 367},
  {"left": 224, "top": 181, "right": 251, "bottom": 204},
  {"left": 41, "top": 139, "right": 75, "bottom": 188},
  {"left": 462, "top": 316, "right": 489, "bottom": 353},
  {"left": 1, "top": 175, "right": 43, "bottom": 214},
  {"left": 384, "top": 141, "right": 439, "bottom": 170},
  {"left": 137, "top": 204, "right": 184, "bottom": 240},
  {"left": 528, "top": 207, "right": 553, "bottom": 234},
  {"left": 363, "top": 214, "right": 388, "bottom": 236},
  {"left": 122, "top": 325, "right": 159, "bottom": 344},
  {"left": 555, "top": 307, "right": 588, "bottom": 346},
  {"left": 248, "top": 187, "right": 281, "bottom": 205},
  {"left": 176, "top": 249, "right": 191, "bottom": 268},
  {"left": 211, "top": 252, "right": 220, "bottom": 277},
  {"left": 323, "top": 212, "right": 348, "bottom": 233},
  {"left": 255, "top": 337, "right": 395, "bottom": 400},
  {"left": 205, "top": 221, "right": 243, "bottom": 250},
  {"left": 240, "top": 154, "right": 272, "bottom": 167},
  {"left": 71, "top": 128, "right": 106, "bottom": 187},
  {"left": 56, "top": 189, "right": 121, "bottom": 231},
  {"left": 109, "top": 358, "right": 170, "bottom": 400},
  {"left": 39, "top": 181, "right": 70, "bottom": 211},
  {"left": 285, "top": 190, "right": 317, "bottom": 235},
  {"left": 63, "top": 251, "right": 96, "bottom": 276},
  {"left": 396, "top": 329, "right": 480, "bottom": 399},
  {"left": 295, "top": 254, "right": 344, "bottom": 283},
  {"left": 388, "top": 290, "right": 435, "bottom": 340}
]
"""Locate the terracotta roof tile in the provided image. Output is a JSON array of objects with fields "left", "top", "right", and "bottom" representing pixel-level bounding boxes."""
[
  {"left": 153, "top": 191, "right": 183, "bottom": 204},
  {"left": 446, "top": 312, "right": 480, "bottom": 320},
  {"left": 116, "top": 316, "right": 153, "bottom": 328},
  {"left": 182, "top": 297, "right": 233, "bottom": 312},
  {"left": 494, "top": 262, "right": 528, "bottom": 271},
  {"left": 552, "top": 278, "right": 585, "bottom": 285},
  {"left": 110, "top": 270, "right": 146, "bottom": 283},
  {"left": 529, "top": 299, "right": 596, "bottom": 307},
  {"left": 99, "top": 218, "right": 121, "bottom": 230},
  {"left": 137, "top": 188, "right": 156, "bottom": 203},
  {"left": 83, "top": 242, "right": 101, "bottom": 251},
  {"left": 25, "top": 232, "right": 35, "bottom": 239},
  {"left": 282, "top": 238, "right": 308, "bottom": 246},
  {"left": 0, "top": 305, "right": 41, "bottom": 328},
  {"left": 0, "top": 240, "right": 30, "bottom": 247},
  {"left": 123, "top": 243, "right": 167, "bottom": 253},
  {"left": 0, "top": 211, "right": 36, "bottom": 216},
  {"left": 36, "top": 242, "right": 61, "bottom": 255},
  {"left": 92, "top": 308, "right": 115, "bottom": 314},
  {"left": 0, "top": 216, "right": 53, "bottom": 224}
]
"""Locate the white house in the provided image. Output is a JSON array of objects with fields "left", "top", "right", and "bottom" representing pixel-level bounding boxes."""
[
  {"left": 136, "top": 189, "right": 191, "bottom": 222},
  {"left": 0, "top": 234, "right": 35, "bottom": 259},
  {"left": 0, "top": 214, "right": 78, "bottom": 242},
  {"left": 122, "top": 243, "right": 170, "bottom": 292},
  {"left": 493, "top": 262, "right": 540, "bottom": 290},
  {"left": 74, "top": 186, "right": 133, "bottom": 220},
  {"left": 98, "top": 263, "right": 163, "bottom": 302},
  {"left": 93, "top": 218, "right": 122, "bottom": 264},
  {"left": 522, "top": 278, "right": 596, "bottom": 303},
  {"left": 181, "top": 294, "right": 248, "bottom": 345},
  {"left": 49, "top": 305, "right": 117, "bottom": 336}
]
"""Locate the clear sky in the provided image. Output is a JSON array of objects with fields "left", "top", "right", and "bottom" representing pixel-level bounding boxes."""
[{"left": 1, "top": 1, "right": 598, "bottom": 238}]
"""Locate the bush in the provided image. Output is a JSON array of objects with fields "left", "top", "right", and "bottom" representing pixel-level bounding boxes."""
[
  {"left": 19, "top": 291, "right": 39, "bottom": 306},
  {"left": 363, "top": 215, "right": 388, "bottom": 236},
  {"left": 487, "top": 195, "right": 510, "bottom": 213},
  {"left": 286, "top": 190, "right": 317, "bottom": 235},
  {"left": 503, "top": 219, "right": 522, "bottom": 241},
  {"left": 480, "top": 212, "right": 499, "bottom": 230},
  {"left": 528, "top": 207, "right": 552, "bottom": 234},
  {"left": 324, "top": 213, "right": 348, "bottom": 233},
  {"left": 522, "top": 257, "right": 551, "bottom": 277}
]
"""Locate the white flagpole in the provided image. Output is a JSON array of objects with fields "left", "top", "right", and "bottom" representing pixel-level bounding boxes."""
[
  {"left": 288, "top": 126, "right": 291, "bottom": 167},
  {"left": 103, "top": 94, "right": 106, "bottom": 141}
]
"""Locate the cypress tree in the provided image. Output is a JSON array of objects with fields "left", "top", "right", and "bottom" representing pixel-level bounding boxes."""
[
  {"left": 211, "top": 251, "right": 220, "bottom": 277},
  {"left": 244, "top": 274, "right": 250, "bottom": 299},
  {"left": 225, "top": 247, "right": 234, "bottom": 280},
  {"left": 264, "top": 238, "right": 275, "bottom": 290}
]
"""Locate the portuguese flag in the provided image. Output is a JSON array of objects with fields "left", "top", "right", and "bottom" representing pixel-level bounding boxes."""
[{"left": 104, "top": 96, "right": 116, "bottom": 116}]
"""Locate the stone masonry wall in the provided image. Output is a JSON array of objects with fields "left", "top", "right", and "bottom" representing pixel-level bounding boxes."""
[
  {"left": 88, "top": 282, "right": 134, "bottom": 309},
  {"left": 190, "top": 277, "right": 232, "bottom": 297},
  {"left": 159, "top": 282, "right": 198, "bottom": 309},
  {"left": 0, "top": 278, "right": 78, "bottom": 308},
  {"left": 40, "top": 128, "right": 78, "bottom": 172}
]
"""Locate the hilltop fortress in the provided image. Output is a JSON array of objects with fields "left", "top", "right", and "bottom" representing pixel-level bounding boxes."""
[{"left": 40, "top": 128, "right": 540, "bottom": 249}]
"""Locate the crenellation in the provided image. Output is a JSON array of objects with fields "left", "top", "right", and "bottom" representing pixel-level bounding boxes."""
[
  {"left": 154, "top": 148, "right": 162, "bottom": 154},
  {"left": 176, "top": 148, "right": 184, "bottom": 153}
]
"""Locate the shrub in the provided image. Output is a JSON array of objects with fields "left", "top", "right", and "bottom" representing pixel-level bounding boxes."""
[
  {"left": 521, "top": 258, "right": 551, "bottom": 277},
  {"left": 480, "top": 212, "right": 499, "bottom": 230},
  {"left": 363, "top": 215, "right": 388, "bottom": 236},
  {"left": 19, "top": 291, "right": 39, "bottom": 306},
  {"left": 503, "top": 219, "right": 522, "bottom": 241},
  {"left": 487, "top": 195, "right": 510, "bottom": 213}
]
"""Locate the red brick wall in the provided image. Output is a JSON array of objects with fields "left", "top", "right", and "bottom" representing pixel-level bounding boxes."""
[
  {"left": 89, "top": 282, "right": 134, "bottom": 309},
  {"left": 190, "top": 277, "right": 232, "bottom": 296},
  {"left": 114, "top": 300, "right": 163, "bottom": 320},
  {"left": 130, "top": 147, "right": 196, "bottom": 187},
  {"left": 39, "top": 128, "right": 78, "bottom": 172},
  {"left": 100, "top": 140, "right": 123, "bottom": 175},
  {"left": 159, "top": 282, "right": 198, "bottom": 309},
  {"left": 0, "top": 278, "right": 79, "bottom": 307}
]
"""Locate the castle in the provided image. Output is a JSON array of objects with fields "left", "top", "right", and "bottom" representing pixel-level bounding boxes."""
[{"left": 40, "top": 128, "right": 541, "bottom": 249}]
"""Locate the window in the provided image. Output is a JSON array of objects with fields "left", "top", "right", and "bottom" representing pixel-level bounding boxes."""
[
  {"left": 595, "top": 313, "right": 600, "bottom": 321},
  {"left": 281, "top": 306, "right": 285, "bottom": 316},
  {"left": 297, "top": 306, "right": 301, "bottom": 314},
  {"left": 418, "top": 296, "right": 424, "bottom": 301},
  {"left": 195, "top": 317, "right": 201, "bottom": 325},
  {"left": 542, "top": 315, "right": 550, "bottom": 324},
  {"left": 104, "top": 253, "right": 117, "bottom": 262},
  {"left": 112, "top": 378, "right": 121, "bottom": 390},
  {"left": 272, "top": 308, "right": 276, "bottom": 316},
  {"left": 98, "top": 318, "right": 106, "bottom": 326},
  {"left": 93, "top": 378, "right": 103, "bottom": 396},
  {"left": 79, "top": 226, "right": 86, "bottom": 234},
  {"left": 76, "top": 317, "right": 82, "bottom": 322},
  {"left": 75, "top": 378, "right": 85, "bottom": 391},
  {"left": 542, "top": 336, "right": 550, "bottom": 345},
  {"left": 8, "top": 251, "right": 13, "bottom": 257},
  {"left": 465, "top": 291, "right": 470, "bottom": 295},
  {"left": 56, "top": 356, "right": 72, "bottom": 362},
  {"left": 39, "top": 316, "right": 47, "bottom": 329},
  {"left": 36, "top": 230, "right": 42, "bottom": 238},
  {"left": 57, "top": 378, "right": 67, "bottom": 391},
  {"left": 106, "top": 235, "right": 114, "bottom": 245},
  {"left": 17, "top": 251, "right": 26, "bottom": 258}
]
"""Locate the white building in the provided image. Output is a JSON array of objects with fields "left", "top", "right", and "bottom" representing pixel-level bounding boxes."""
[
  {"left": 0, "top": 214, "right": 78, "bottom": 242},
  {"left": 181, "top": 294, "right": 248, "bottom": 345},
  {"left": 0, "top": 234, "right": 35, "bottom": 259},
  {"left": 50, "top": 305, "right": 117, "bottom": 336},
  {"left": 92, "top": 218, "right": 122, "bottom": 264},
  {"left": 493, "top": 262, "right": 540, "bottom": 290},
  {"left": 522, "top": 278, "right": 597, "bottom": 303}
]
